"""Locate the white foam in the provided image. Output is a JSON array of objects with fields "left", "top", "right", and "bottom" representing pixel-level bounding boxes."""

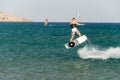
[{"left": 77, "top": 46, "right": 120, "bottom": 60}]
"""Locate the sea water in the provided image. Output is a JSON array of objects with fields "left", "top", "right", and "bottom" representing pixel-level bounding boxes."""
[{"left": 0, "top": 22, "right": 120, "bottom": 80}]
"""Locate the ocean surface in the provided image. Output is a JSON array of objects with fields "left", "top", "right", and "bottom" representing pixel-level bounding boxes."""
[{"left": 0, "top": 22, "right": 120, "bottom": 80}]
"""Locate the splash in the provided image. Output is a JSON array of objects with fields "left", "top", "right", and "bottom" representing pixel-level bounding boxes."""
[{"left": 77, "top": 46, "right": 120, "bottom": 60}]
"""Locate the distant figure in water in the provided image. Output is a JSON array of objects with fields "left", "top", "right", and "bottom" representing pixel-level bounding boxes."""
[
  {"left": 70, "top": 18, "right": 84, "bottom": 42},
  {"left": 44, "top": 18, "right": 48, "bottom": 26}
]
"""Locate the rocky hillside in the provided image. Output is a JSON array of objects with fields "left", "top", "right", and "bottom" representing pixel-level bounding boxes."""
[{"left": 0, "top": 11, "right": 31, "bottom": 22}]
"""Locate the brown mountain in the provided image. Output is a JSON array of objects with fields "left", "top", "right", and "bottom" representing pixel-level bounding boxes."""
[{"left": 0, "top": 11, "right": 31, "bottom": 22}]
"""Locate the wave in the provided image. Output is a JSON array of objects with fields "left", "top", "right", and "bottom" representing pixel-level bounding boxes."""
[
  {"left": 49, "top": 24, "right": 67, "bottom": 27},
  {"left": 77, "top": 46, "right": 120, "bottom": 60}
]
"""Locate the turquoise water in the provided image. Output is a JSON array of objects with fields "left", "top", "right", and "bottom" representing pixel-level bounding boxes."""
[{"left": 0, "top": 22, "right": 120, "bottom": 80}]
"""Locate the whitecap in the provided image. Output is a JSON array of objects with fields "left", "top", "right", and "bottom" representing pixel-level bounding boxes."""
[{"left": 77, "top": 46, "right": 120, "bottom": 60}]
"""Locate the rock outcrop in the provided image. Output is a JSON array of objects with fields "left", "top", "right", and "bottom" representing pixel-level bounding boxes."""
[{"left": 0, "top": 11, "right": 31, "bottom": 22}]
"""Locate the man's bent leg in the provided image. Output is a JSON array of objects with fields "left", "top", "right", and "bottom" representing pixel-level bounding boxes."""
[{"left": 70, "top": 32, "right": 75, "bottom": 42}]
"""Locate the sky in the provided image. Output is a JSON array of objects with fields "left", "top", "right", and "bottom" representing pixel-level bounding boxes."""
[{"left": 0, "top": 0, "right": 120, "bottom": 22}]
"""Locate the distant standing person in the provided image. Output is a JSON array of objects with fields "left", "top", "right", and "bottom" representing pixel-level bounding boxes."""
[
  {"left": 44, "top": 18, "right": 48, "bottom": 26},
  {"left": 70, "top": 18, "right": 84, "bottom": 42}
]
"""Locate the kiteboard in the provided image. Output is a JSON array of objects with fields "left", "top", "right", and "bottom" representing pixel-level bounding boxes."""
[{"left": 65, "top": 35, "right": 87, "bottom": 49}]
